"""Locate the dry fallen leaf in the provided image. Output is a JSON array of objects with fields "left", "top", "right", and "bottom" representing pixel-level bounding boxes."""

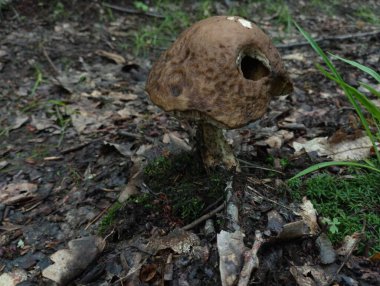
[
  {"left": 10, "top": 113, "right": 29, "bottom": 130},
  {"left": 265, "top": 130, "right": 294, "bottom": 149},
  {"left": 290, "top": 265, "right": 332, "bottom": 286},
  {"left": 292, "top": 136, "right": 372, "bottom": 161},
  {"left": 217, "top": 230, "right": 247, "bottom": 286},
  {"left": 336, "top": 232, "right": 361, "bottom": 256},
  {"left": 298, "top": 197, "right": 319, "bottom": 234},
  {"left": 0, "top": 181, "right": 38, "bottom": 205}
]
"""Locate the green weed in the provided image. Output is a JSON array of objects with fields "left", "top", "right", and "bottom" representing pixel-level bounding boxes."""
[
  {"left": 46, "top": 99, "right": 72, "bottom": 146},
  {"left": 30, "top": 65, "right": 43, "bottom": 96}
]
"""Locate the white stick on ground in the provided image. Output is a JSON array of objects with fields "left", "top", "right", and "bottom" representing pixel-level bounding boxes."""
[{"left": 238, "top": 230, "right": 264, "bottom": 286}]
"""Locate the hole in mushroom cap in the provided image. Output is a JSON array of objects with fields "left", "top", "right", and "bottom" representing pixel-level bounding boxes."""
[
  {"left": 171, "top": 85, "right": 182, "bottom": 97},
  {"left": 240, "top": 55, "right": 270, "bottom": 81}
]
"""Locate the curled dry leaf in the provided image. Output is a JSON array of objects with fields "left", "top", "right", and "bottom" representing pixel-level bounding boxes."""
[
  {"left": 139, "top": 264, "right": 158, "bottom": 283},
  {"left": 298, "top": 197, "right": 319, "bottom": 235},
  {"left": 96, "top": 50, "right": 126, "bottom": 65}
]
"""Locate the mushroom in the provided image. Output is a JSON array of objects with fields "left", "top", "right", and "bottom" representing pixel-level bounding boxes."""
[{"left": 146, "top": 16, "right": 293, "bottom": 171}]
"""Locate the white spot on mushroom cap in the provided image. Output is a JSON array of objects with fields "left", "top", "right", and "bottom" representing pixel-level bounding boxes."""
[
  {"left": 238, "top": 18, "right": 252, "bottom": 29},
  {"left": 227, "top": 16, "right": 235, "bottom": 21}
]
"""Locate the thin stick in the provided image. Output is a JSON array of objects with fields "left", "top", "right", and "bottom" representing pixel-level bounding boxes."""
[
  {"left": 85, "top": 206, "right": 111, "bottom": 230},
  {"left": 42, "top": 47, "right": 61, "bottom": 76},
  {"left": 102, "top": 2, "right": 164, "bottom": 19},
  {"left": 60, "top": 142, "right": 91, "bottom": 154},
  {"left": 181, "top": 203, "right": 225, "bottom": 231},
  {"left": 247, "top": 186, "right": 295, "bottom": 213},
  {"left": 238, "top": 159, "right": 284, "bottom": 174},
  {"left": 117, "top": 130, "right": 156, "bottom": 143},
  {"left": 276, "top": 30, "right": 380, "bottom": 49},
  {"left": 238, "top": 231, "right": 264, "bottom": 286}
]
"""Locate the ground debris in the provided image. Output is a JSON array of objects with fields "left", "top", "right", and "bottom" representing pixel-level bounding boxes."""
[{"left": 42, "top": 236, "right": 105, "bottom": 284}]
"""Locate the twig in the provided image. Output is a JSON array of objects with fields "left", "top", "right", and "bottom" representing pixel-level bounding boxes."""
[
  {"left": 238, "top": 159, "right": 284, "bottom": 174},
  {"left": 102, "top": 2, "right": 164, "bottom": 19},
  {"left": 181, "top": 203, "right": 225, "bottom": 231},
  {"left": 238, "top": 230, "right": 264, "bottom": 286},
  {"left": 329, "top": 228, "right": 365, "bottom": 284},
  {"left": 276, "top": 30, "right": 380, "bottom": 49},
  {"left": 60, "top": 141, "right": 91, "bottom": 154},
  {"left": 201, "top": 196, "right": 224, "bottom": 215},
  {"left": 85, "top": 206, "right": 111, "bottom": 230},
  {"left": 117, "top": 130, "right": 156, "bottom": 144},
  {"left": 247, "top": 185, "right": 295, "bottom": 213},
  {"left": 42, "top": 47, "right": 61, "bottom": 76}
]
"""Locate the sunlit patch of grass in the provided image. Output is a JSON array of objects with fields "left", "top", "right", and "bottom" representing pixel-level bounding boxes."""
[{"left": 289, "top": 170, "right": 380, "bottom": 255}]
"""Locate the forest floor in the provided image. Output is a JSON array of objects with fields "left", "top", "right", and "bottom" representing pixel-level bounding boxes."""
[{"left": 0, "top": 0, "right": 379, "bottom": 285}]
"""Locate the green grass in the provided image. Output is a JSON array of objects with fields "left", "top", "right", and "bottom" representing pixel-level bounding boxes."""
[
  {"left": 355, "top": 6, "right": 380, "bottom": 24},
  {"left": 291, "top": 23, "right": 380, "bottom": 180},
  {"left": 128, "top": 0, "right": 294, "bottom": 57},
  {"left": 289, "top": 171, "right": 380, "bottom": 254}
]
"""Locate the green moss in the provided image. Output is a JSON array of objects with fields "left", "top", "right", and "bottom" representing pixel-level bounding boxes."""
[
  {"left": 144, "top": 153, "right": 227, "bottom": 223},
  {"left": 289, "top": 171, "right": 380, "bottom": 254},
  {"left": 98, "top": 202, "right": 123, "bottom": 235}
]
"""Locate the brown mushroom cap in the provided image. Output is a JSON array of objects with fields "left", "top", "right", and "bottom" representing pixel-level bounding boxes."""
[{"left": 146, "top": 16, "right": 293, "bottom": 129}]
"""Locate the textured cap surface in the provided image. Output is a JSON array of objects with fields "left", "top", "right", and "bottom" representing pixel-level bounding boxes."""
[{"left": 146, "top": 16, "right": 292, "bottom": 129}]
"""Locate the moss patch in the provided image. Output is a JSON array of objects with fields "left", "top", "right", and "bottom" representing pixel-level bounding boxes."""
[
  {"left": 143, "top": 152, "right": 228, "bottom": 224},
  {"left": 98, "top": 202, "right": 123, "bottom": 235},
  {"left": 289, "top": 170, "right": 380, "bottom": 255}
]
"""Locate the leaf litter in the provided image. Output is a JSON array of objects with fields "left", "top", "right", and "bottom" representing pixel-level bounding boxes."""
[{"left": 0, "top": 1, "right": 379, "bottom": 285}]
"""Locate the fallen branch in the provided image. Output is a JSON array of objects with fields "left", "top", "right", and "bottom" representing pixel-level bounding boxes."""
[
  {"left": 238, "top": 230, "right": 264, "bottom": 286},
  {"left": 181, "top": 202, "right": 225, "bottom": 231},
  {"left": 102, "top": 2, "right": 164, "bottom": 19},
  {"left": 276, "top": 30, "right": 380, "bottom": 49}
]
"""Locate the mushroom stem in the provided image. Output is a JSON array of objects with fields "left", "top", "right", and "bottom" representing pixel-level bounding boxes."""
[{"left": 198, "top": 122, "right": 240, "bottom": 171}]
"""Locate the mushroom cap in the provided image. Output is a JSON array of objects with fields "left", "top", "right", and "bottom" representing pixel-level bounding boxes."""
[{"left": 146, "top": 16, "right": 293, "bottom": 129}]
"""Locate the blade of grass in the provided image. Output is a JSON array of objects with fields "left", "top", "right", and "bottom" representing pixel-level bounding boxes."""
[
  {"left": 360, "top": 82, "right": 380, "bottom": 98},
  {"left": 317, "top": 66, "right": 380, "bottom": 121},
  {"left": 290, "top": 161, "right": 380, "bottom": 180},
  {"left": 295, "top": 22, "right": 380, "bottom": 161},
  {"left": 330, "top": 54, "right": 380, "bottom": 83}
]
